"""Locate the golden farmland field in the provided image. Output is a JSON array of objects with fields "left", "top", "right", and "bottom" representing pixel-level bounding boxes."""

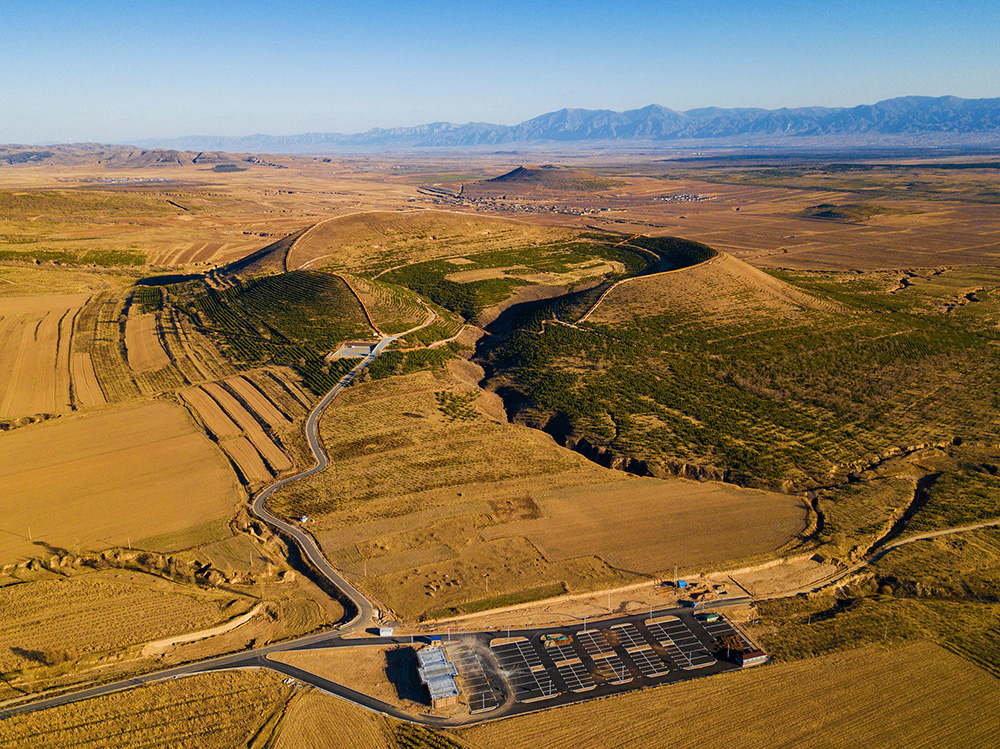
[
  {"left": 273, "top": 688, "right": 394, "bottom": 749},
  {"left": 483, "top": 478, "right": 806, "bottom": 574},
  {"left": 0, "top": 569, "right": 253, "bottom": 673},
  {"left": 270, "top": 366, "right": 806, "bottom": 620},
  {"left": 124, "top": 311, "right": 170, "bottom": 372},
  {"left": 462, "top": 643, "right": 1000, "bottom": 749},
  {"left": 180, "top": 377, "right": 295, "bottom": 483},
  {"left": 0, "top": 669, "right": 292, "bottom": 749},
  {"left": 0, "top": 401, "right": 241, "bottom": 563},
  {"left": 0, "top": 293, "right": 90, "bottom": 418}
]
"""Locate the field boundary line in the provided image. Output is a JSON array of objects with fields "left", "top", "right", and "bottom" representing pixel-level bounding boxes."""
[
  {"left": 140, "top": 603, "right": 264, "bottom": 657},
  {"left": 329, "top": 272, "right": 385, "bottom": 337}
]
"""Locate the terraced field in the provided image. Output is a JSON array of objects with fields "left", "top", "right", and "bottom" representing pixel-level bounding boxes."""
[
  {"left": 124, "top": 311, "right": 170, "bottom": 372},
  {"left": 180, "top": 374, "right": 296, "bottom": 485},
  {"left": 0, "top": 294, "right": 89, "bottom": 418}
]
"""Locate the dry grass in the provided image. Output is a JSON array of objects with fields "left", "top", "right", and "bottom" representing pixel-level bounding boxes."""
[
  {"left": 483, "top": 478, "right": 806, "bottom": 575},
  {"left": 269, "top": 644, "right": 429, "bottom": 713},
  {"left": 0, "top": 669, "right": 292, "bottom": 749},
  {"left": 269, "top": 368, "right": 633, "bottom": 618},
  {"left": 588, "top": 251, "right": 836, "bottom": 326},
  {"left": 0, "top": 294, "right": 90, "bottom": 418},
  {"left": 0, "top": 265, "right": 132, "bottom": 298},
  {"left": 288, "top": 210, "right": 567, "bottom": 274},
  {"left": 462, "top": 643, "right": 1000, "bottom": 749},
  {"left": 269, "top": 366, "right": 803, "bottom": 620},
  {"left": 0, "top": 401, "right": 241, "bottom": 564},
  {"left": 0, "top": 569, "right": 252, "bottom": 672},
  {"left": 273, "top": 688, "right": 394, "bottom": 749}
]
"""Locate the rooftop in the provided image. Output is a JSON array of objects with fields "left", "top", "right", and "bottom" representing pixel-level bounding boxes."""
[{"left": 417, "top": 646, "right": 460, "bottom": 701}]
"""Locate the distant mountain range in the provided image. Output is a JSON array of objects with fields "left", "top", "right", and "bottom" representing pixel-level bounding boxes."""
[{"left": 135, "top": 96, "right": 1000, "bottom": 152}]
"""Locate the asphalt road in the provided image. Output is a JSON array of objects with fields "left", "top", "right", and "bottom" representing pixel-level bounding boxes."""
[
  {"left": 0, "top": 605, "right": 738, "bottom": 727},
  {"left": 3, "top": 324, "right": 998, "bottom": 726},
  {"left": 250, "top": 334, "right": 398, "bottom": 635}
]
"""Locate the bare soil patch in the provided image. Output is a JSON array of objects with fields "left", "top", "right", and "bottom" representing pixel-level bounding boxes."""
[{"left": 270, "top": 644, "right": 433, "bottom": 714}]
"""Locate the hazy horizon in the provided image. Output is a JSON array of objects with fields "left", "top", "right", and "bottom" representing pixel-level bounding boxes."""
[{"left": 3, "top": 0, "right": 999, "bottom": 143}]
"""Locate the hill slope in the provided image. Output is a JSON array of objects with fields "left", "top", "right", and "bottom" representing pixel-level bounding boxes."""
[
  {"left": 473, "top": 164, "right": 617, "bottom": 193},
  {"left": 479, "top": 258, "right": 1000, "bottom": 491}
]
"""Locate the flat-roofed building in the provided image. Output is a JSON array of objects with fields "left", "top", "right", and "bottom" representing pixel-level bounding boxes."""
[
  {"left": 417, "top": 645, "right": 460, "bottom": 708},
  {"left": 737, "top": 648, "right": 768, "bottom": 667}
]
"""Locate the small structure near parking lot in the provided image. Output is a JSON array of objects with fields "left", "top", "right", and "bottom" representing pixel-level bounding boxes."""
[
  {"left": 737, "top": 648, "right": 769, "bottom": 668},
  {"left": 417, "top": 644, "right": 460, "bottom": 708}
]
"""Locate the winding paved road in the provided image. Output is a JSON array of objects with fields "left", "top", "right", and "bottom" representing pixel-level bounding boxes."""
[
  {"left": 3, "top": 313, "right": 999, "bottom": 726},
  {"left": 251, "top": 334, "right": 398, "bottom": 634}
]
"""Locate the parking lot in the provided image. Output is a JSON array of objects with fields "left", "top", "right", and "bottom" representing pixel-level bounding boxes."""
[
  {"left": 477, "top": 609, "right": 747, "bottom": 712},
  {"left": 644, "top": 616, "right": 716, "bottom": 669},
  {"left": 446, "top": 642, "right": 501, "bottom": 713},
  {"left": 489, "top": 638, "right": 559, "bottom": 702}
]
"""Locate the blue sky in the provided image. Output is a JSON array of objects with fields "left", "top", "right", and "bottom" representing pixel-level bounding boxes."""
[{"left": 1, "top": 0, "right": 998, "bottom": 142}]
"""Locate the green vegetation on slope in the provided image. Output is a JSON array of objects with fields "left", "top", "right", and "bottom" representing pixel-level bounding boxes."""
[
  {"left": 483, "top": 266, "right": 1000, "bottom": 490},
  {"left": 758, "top": 529, "right": 1000, "bottom": 678},
  {"left": 0, "top": 248, "right": 144, "bottom": 266},
  {"left": 172, "top": 270, "right": 372, "bottom": 393},
  {"left": 382, "top": 238, "right": 650, "bottom": 319}
]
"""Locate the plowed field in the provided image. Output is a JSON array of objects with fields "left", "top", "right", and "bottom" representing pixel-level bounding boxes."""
[
  {"left": 124, "top": 312, "right": 169, "bottom": 372},
  {"left": 0, "top": 294, "right": 89, "bottom": 418}
]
